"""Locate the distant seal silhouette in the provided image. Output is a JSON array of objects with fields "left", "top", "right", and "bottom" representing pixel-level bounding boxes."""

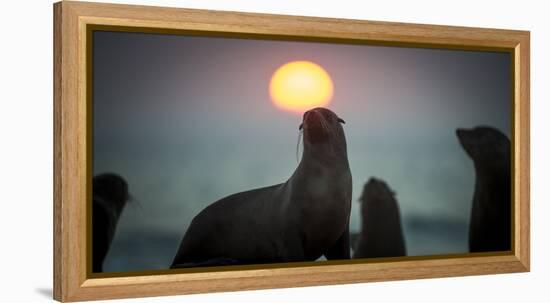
[
  {"left": 171, "top": 107, "right": 352, "bottom": 268},
  {"left": 93, "top": 173, "right": 130, "bottom": 272},
  {"left": 353, "top": 178, "right": 406, "bottom": 258},
  {"left": 456, "top": 126, "right": 511, "bottom": 252}
]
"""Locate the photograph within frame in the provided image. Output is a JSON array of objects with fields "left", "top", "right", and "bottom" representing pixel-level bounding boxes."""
[{"left": 88, "top": 26, "right": 514, "bottom": 275}]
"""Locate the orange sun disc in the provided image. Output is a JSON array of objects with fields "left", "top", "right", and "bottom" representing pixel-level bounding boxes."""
[{"left": 269, "top": 61, "right": 334, "bottom": 114}]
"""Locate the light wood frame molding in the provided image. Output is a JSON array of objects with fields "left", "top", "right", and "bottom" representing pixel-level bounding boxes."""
[{"left": 53, "top": 1, "right": 530, "bottom": 301}]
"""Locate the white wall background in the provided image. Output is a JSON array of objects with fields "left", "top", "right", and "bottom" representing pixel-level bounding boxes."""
[{"left": 0, "top": 0, "right": 547, "bottom": 302}]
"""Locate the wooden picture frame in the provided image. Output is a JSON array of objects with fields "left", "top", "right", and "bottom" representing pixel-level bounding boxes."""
[{"left": 53, "top": 1, "right": 530, "bottom": 301}]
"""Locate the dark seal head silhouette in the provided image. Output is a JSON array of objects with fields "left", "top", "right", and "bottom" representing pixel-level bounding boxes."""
[
  {"left": 353, "top": 177, "right": 406, "bottom": 258},
  {"left": 171, "top": 107, "right": 352, "bottom": 268},
  {"left": 456, "top": 126, "right": 511, "bottom": 252},
  {"left": 92, "top": 173, "right": 131, "bottom": 272}
]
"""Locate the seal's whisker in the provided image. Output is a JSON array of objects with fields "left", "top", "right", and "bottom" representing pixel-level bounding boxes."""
[
  {"left": 296, "top": 129, "right": 303, "bottom": 163},
  {"left": 319, "top": 117, "right": 330, "bottom": 134},
  {"left": 129, "top": 196, "right": 145, "bottom": 216},
  {"left": 322, "top": 117, "right": 330, "bottom": 130},
  {"left": 318, "top": 117, "right": 337, "bottom": 155}
]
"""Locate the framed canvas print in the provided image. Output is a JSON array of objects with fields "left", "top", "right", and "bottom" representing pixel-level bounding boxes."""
[{"left": 53, "top": 1, "right": 530, "bottom": 302}]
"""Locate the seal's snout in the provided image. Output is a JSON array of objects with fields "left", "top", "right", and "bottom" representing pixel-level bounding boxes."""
[
  {"left": 456, "top": 128, "right": 474, "bottom": 151},
  {"left": 300, "top": 107, "right": 348, "bottom": 146},
  {"left": 456, "top": 128, "right": 469, "bottom": 140},
  {"left": 302, "top": 109, "right": 329, "bottom": 144},
  {"left": 304, "top": 109, "right": 323, "bottom": 125},
  {"left": 93, "top": 173, "right": 130, "bottom": 209},
  {"left": 367, "top": 177, "right": 380, "bottom": 184},
  {"left": 360, "top": 177, "right": 395, "bottom": 202},
  {"left": 302, "top": 109, "right": 325, "bottom": 133}
]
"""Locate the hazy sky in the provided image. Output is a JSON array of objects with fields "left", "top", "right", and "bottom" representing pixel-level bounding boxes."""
[{"left": 92, "top": 30, "right": 511, "bottom": 273}]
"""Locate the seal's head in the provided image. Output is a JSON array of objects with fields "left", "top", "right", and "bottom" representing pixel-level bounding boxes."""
[
  {"left": 93, "top": 173, "right": 130, "bottom": 213},
  {"left": 456, "top": 126, "right": 510, "bottom": 170},
  {"left": 299, "top": 107, "right": 346, "bottom": 155},
  {"left": 359, "top": 177, "right": 396, "bottom": 205}
]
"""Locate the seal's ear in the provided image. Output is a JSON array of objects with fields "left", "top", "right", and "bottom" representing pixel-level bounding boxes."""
[
  {"left": 337, "top": 118, "right": 346, "bottom": 124},
  {"left": 299, "top": 123, "right": 303, "bottom": 130}
]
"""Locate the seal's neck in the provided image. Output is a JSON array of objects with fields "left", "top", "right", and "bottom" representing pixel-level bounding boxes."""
[
  {"left": 94, "top": 196, "right": 126, "bottom": 222},
  {"left": 287, "top": 142, "right": 352, "bottom": 223},
  {"left": 302, "top": 137, "right": 348, "bottom": 163},
  {"left": 474, "top": 164, "right": 510, "bottom": 200},
  {"left": 295, "top": 143, "right": 351, "bottom": 184},
  {"left": 474, "top": 158, "right": 510, "bottom": 176}
]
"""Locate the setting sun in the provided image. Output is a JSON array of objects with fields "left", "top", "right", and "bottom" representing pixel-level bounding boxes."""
[{"left": 269, "top": 61, "right": 334, "bottom": 113}]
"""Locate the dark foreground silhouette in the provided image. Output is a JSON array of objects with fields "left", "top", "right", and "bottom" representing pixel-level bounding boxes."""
[
  {"left": 456, "top": 126, "right": 511, "bottom": 252},
  {"left": 353, "top": 178, "right": 406, "bottom": 258},
  {"left": 93, "top": 173, "right": 130, "bottom": 272},
  {"left": 171, "top": 107, "right": 352, "bottom": 268}
]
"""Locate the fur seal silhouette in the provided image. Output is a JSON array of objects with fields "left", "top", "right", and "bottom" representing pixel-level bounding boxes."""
[
  {"left": 456, "top": 126, "right": 511, "bottom": 252},
  {"left": 171, "top": 107, "right": 352, "bottom": 268},
  {"left": 92, "top": 173, "right": 131, "bottom": 272},
  {"left": 353, "top": 178, "right": 406, "bottom": 258}
]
